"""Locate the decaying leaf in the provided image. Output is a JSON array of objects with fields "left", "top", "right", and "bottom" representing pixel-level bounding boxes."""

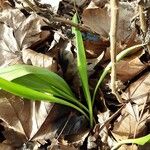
[
  {"left": 0, "top": 8, "right": 50, "bottom": 67},
  {"left": 82, "top": 1, "right": 137, "bottom": 42},
  {"left": 116, "top": 54, "right": 147, "bottom": 82},
  {"left": 0, "top": 23, "right": 19, "bottom": 53},
  {"left": 122, "top": 73, "right": 150, "bottom": 105},
  {"left": 0, "top": 91, "right": 71, "bottom": 148},
  {"left": 111, "top": 105, "right": 150, "bottom": 141},
  {"left": 82, "top": 2, "right": 110, "bottom": 38},
  {"left": 22, "top": 48, "right": 57, "bottom": 71}
]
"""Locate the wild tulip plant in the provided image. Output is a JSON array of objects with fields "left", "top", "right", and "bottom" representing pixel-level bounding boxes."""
[{"left": 0, "top": 14, "right": 145, "bottom": 128}]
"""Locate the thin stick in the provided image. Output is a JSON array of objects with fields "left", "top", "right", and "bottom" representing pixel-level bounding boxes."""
[
  {"left": 110, "top": 0, "right": 122, "bottom": 102},
  {"left": 23, "top": 0, "right": 96, "bottom": 34},
  {"left": 139, "top": 5, "right": 147, "bottom": 34},
  {"left": 139, "top": 4, "right": 150, "bottom": 54}
]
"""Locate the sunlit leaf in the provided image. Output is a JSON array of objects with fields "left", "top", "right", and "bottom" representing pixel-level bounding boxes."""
[
  {"left": 72, "top": 13, "right": 93, "bottom": 127},
  {"left": 112, "top": 134, "right": 150, "bottom": 150},
  {"left": 0, "top": 77, "right": 89, "bottom": 119}
]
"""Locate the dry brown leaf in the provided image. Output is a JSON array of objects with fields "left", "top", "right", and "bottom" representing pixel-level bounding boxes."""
[
  {"left": 122, "top": 73, "right": 150, "bottom": 105},
  {"left": 0, "top": 23, "right": 20, "bottom": 53},
  {"left": 0, "top": 91, "right": 71, "bottom": 148},
  {"left": 116, "top": 55, "right": 147, "bottom": 82},
  {"left": 82, "top": 1, "right": 137, "bottom": 42},
  {"left": 111, "top": 106, "right": 149, "bottom": 141},
  {"left": 0, "top": 0, "right": 12, "bottom": 9},
  {"left": 0, "top": 9, "right": 25, "bottom": 30},
  {"left": 14, "top": 13, "right": 46, "bottom": 50},
  {"left": 82, "top": 2, "right": 110, "bottom": 38},
  {"left": 0, "top": 143, "right": 15, "bottom": 150},
  {"left": 0, "top": 21, "right": 23, "bottom": 66},
  {"left": 0, "top": 8, "right": 49, "bottom": 67},
  {"left": 22, "top": 48, "right": 57, "bottom": 71}
]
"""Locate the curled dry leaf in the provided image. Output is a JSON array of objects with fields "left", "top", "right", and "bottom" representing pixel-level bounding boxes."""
[
  {"left": 14, "top": 13, "right": 46, "bottom": 50},
  {"left": 0, "top": 8, "right": 49, "bottom": 67},
  {"left": 0, "top": 22, "right": 22, "bottom": 67},
  {"left": 22, "top": 48, "right": 57, "bottom": 71},
  {"left": 0, "top": 23, "right": 19, "bottom": 53},
  {"left": 0, "top": 9, "right": 25, "bottom": 30}
]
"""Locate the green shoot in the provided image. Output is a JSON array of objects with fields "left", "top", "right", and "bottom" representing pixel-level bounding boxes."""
[
  {"left": 72, "top": 13, "right": 93, "bottom": 127},
  {"left": 112, "top": 134, "right": 150, "bottom": 150}
]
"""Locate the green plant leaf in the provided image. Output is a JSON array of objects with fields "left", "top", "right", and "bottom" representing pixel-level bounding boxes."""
[
  {"left": 0, "top": 76, "right": 89, "bottom": 119},
  {"left": 0, "top": 64, "right": 73, "bottom": 97},
  {"left": 72, "top": 13, "right": 93, "bottom": 127},
  {"left": 13, "top": 74, "right": 88, "bottom": 112},
  {"left": 0, "top": 65, "right": 88, "bottom": 112},
  {"left": 112, "top": 134, "right": 150, "bottom": 150}
]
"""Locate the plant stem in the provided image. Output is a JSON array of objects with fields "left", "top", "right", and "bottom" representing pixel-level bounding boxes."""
[{"left": 110, "top": 0, "right": 122, "bottom": 103}]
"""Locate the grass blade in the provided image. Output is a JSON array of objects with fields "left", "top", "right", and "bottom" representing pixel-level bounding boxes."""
[
  {"left": 0, "top": 77, "right": 89, "bottom": 119},
  {"left": 72, "top": 13, "right": 93, "bottom": 127}
]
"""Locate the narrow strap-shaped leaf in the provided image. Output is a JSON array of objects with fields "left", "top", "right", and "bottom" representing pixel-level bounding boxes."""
[
  {"left": 112, "top": 134, "right": 150, "bottom": 150},
  {"left": 0, "top": 77, "right": 89, "bottom": 119},
  {"left": 72, "top": 13, "right": 93, "bottom": 127},
  {"left": 13, "top": 74, "right": 88, "bottom": 112},
  {"left": 0, "top": 64, "right": 73, "bottom": 96}
]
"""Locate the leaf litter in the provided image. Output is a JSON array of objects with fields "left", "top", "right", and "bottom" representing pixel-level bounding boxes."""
[{"left": 0, "top": 0, "right": 150, "bottom": 149}]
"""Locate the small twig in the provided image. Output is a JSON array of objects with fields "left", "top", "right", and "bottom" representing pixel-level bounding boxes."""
[
  {"left": 110, "top": 0, "right": 122, "bottom": 103},
  {"left": 139, "top": 4, "right": 150, "bottom": 54},
  {"left": 99, "top": 104, "right": 126, "bottom": 133},
  {"left": 49, "top": 112, "right": 73, "bottom": 150},
  {"left": 23, "top": 0, "right": 96, "bottom": 34},
  {"left": 139, "top": 5, "right": 147, "bottom": 34}
]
